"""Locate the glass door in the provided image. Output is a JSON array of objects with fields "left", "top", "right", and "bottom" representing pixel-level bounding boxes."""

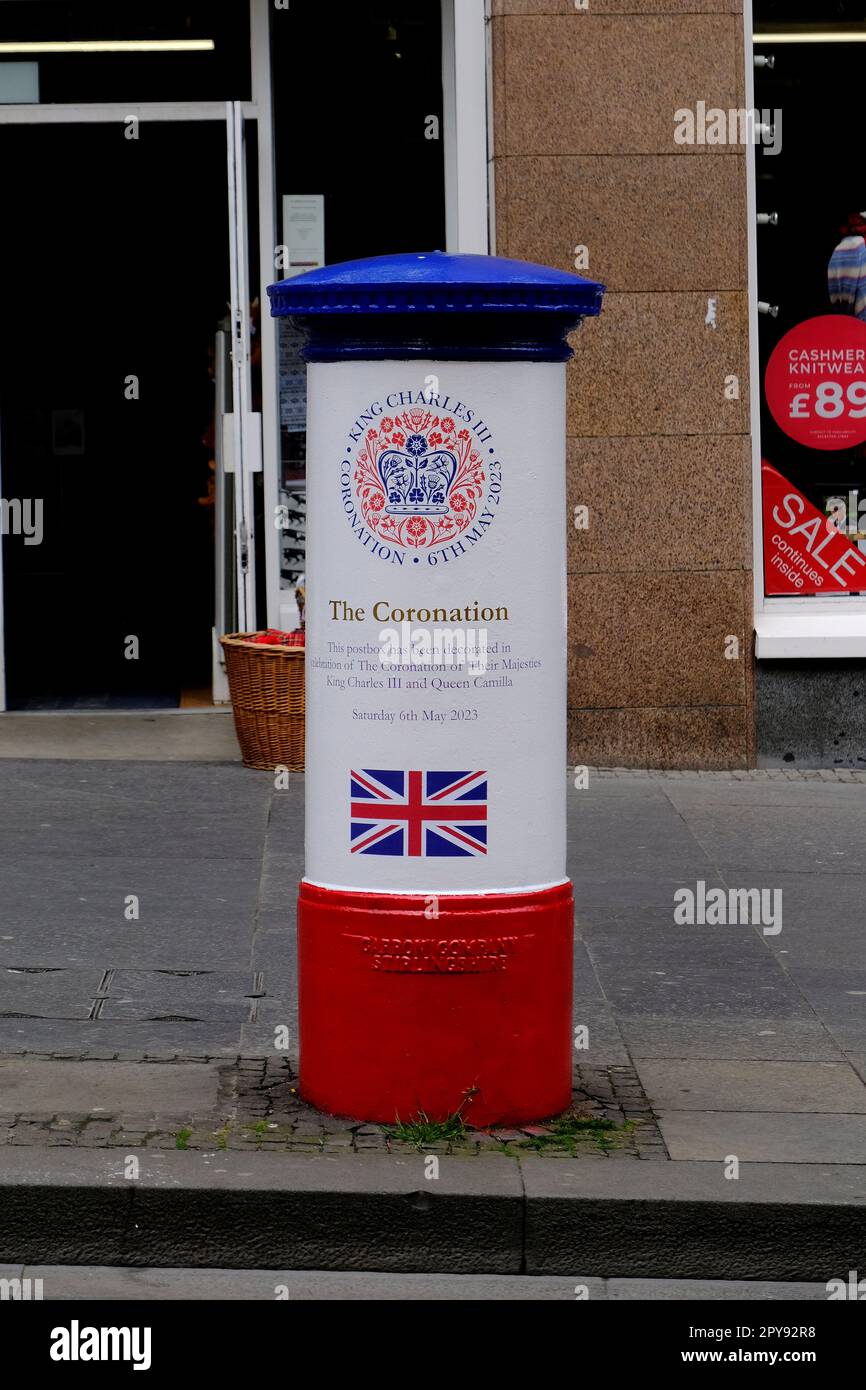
[{"left": 0, "top": 109, "right": 263, "bottom": 709}]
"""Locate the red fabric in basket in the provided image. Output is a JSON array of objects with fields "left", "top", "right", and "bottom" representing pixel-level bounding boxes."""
[{"left": 249, "top": 629, "right": 305, "bottom": 647}]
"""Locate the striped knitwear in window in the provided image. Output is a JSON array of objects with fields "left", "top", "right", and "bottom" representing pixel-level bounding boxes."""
[{"left": 828, "top": 235, "right": 866, "bottom": 321}]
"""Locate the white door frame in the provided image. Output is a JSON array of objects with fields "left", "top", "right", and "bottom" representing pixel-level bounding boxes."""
[
  {"left": 225, "top": 97, "right": 259, "bottom": 633},
  {"left": 250, "top": 0, "right": 283, "bottom": 636},
  {"left": 441, "top": 0, "right": 490, "bottom": 256}
]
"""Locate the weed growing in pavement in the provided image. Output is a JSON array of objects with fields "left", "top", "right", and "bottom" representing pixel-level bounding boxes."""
[
  {"left": 387, "top": 1108, "right": 468, "bottom": 1148},
  {"left": 387, "top": 1086, "right": 479, "bottom": 1148},
  {"left": 514, "top": 1113, "right": 635, "bottom": 1155},
  {"left": 211, "top": 1122, "right": 231, "bottom": 1150}
]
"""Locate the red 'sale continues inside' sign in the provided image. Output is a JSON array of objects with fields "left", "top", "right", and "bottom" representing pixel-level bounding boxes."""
[{"left": 762, "top": 460, "right": 866, "bottom": 595}]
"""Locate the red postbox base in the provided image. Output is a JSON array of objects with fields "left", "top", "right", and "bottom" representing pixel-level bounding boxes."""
[{"left": 297, "top": 879, "right": 574, "bottom": 1126}]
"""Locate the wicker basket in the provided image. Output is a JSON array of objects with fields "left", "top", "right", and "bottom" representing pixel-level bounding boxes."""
[{"left": 220, "top": 632, "right": 305, "bottom": 771}]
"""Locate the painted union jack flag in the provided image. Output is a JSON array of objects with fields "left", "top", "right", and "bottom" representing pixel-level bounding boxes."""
[{"left": 350, "top": 768, "right": 488, "bottom": 857}]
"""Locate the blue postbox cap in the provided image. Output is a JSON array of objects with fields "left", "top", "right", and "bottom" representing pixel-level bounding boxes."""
[{"left": 267, "top": 250, "right": 604, "bottom": 362}]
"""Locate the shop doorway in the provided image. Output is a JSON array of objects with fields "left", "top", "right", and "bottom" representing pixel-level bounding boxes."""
[{"left": 0, "top": 116, "right": 254, "bottom": 709}]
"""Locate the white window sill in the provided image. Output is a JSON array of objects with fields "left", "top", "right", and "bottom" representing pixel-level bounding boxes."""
[{"left": 756, "top": 610, "right": 866, "bottom": 658}]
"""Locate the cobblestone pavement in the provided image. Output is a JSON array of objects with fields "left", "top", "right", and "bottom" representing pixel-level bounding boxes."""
[{"left": 0, "top": 1059, "right": 667, "bottom": 1160}]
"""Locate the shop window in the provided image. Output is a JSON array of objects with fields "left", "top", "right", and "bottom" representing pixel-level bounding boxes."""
[{"left": 754, "top": 1, "right": 866, "bottom": 604}]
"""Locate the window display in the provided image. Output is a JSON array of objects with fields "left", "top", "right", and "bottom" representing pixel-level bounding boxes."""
[{"left": 755, "top": 3, "right": 866, "bottom": 600}]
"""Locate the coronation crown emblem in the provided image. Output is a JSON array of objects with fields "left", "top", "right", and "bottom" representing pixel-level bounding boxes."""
[
  {"left": 378, "top": 433, "right": 458, "bottom": 516},
  {"left": 351, "top": 406, "right": 487, "bottom": 552}
]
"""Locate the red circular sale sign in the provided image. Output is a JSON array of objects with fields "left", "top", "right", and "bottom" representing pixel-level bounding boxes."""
[{"left": 765, "top": 315, "right": 866, "bottom": 450}]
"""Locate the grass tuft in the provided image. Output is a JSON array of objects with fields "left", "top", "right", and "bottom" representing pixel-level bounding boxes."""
[
  {"left": 387, "top": 1108, "right": 467, "bottom": 1148},
  {"left": 518, "top": 1113, "right": 634, "bottom": 1154}
]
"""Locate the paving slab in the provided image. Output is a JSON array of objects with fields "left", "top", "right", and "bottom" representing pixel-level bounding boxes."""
[
  {"left": 586, "top": 926, "right": 773, "bottom": 969},
  {"left": 0, "top": 876, "right": 259, "bottom": 935},
  {"left": 846, "top": 1054, "right": 866, "bottom": 1085},
  {"left": 572, "top": 942, "right": 605, "bottom": 999},
  {"left": 566, "top": 1002, "right": 631, "bottom": 1065},
  {"left": 782, "top": 968, "right": 866, "bottom": 1024},
  {"left": 678, "top": 805, "right": 866, "bottom": 874},
  {"left": 0, "top": 811, "right": 268, "bottom": 862},
  {"left": 251, "top": 961, "right": 295, "bottom": 1004},
  {"left": 828, "top": 1023, "right": 866, "bottom": 1053},
  {"left": 574, "top": 775, "right": 670, "bottom": 801},
  {"left": 657, "top": 1111, "right": 866, "bottom": 1163},
  {"left": 606, "top": 971, "right": 813, "bottom": 1020},
  {"left": 266, "top": 788, "right": 306, "bottom": 822},
  {"left": 0, "top": 967, "right": 103, "bottom": 1021},
  {"left": 575, "top": 877, "right": 729, "bottom": 920},
  {"left": 0, "top": 1060, "right": 219, "bottom": 1119},
  {"left": 635, "top": 1059, "right": 866, "bottom": 1114},
  {"left": 0, "top": 1019, "right": 244, "bottom": 1056},
  {"left": 0, "top": 761, "right": 269, "bottom": 818},
  {"left": 755, "top": 875, "right": 866, "bottom": 969},
  {"left": 257, "top": 859, "right": 308, "bottom": 911},
  {"left": 567, "top": 822, "right": 713, "bottom": 884},
  {"left": 0, "top": 713, "right": 239, "bottom": 761},
  {"left": 621, "top": 1016, "right": 844, "bottom": 1061},
  {"left": 661, "top": 778, "right": 866, "bottom": 811},
  {"left": 99, "top": 971, "right": 255, "bottom": 1023}
]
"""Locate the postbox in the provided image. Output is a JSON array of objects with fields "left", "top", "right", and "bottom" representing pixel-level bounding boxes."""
[{"left": 267, "top": 251, "right": 604, "bottom": 1126}]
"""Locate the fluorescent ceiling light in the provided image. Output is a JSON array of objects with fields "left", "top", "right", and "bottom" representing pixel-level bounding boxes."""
[
  {"left": 754, "top": 29, "right": 866, "bottom": 44},
  {"left": 0, "top": 40, "right": 215, "bottom": 55}
]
